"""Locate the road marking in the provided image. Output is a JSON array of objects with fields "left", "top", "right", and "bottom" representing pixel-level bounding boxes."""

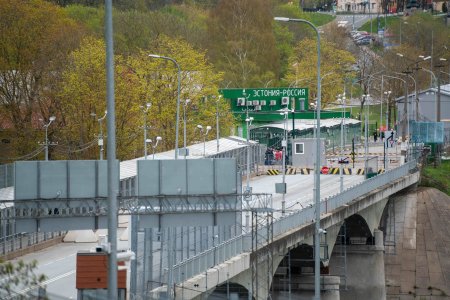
[
  {"left": 42, "top": 270, "right": 76, "bottom": 285},
  {"left": 13, "top": 270, "right": 75, "bottom": 298},
  {"left": 40, "top": 253, "right": 76, "bottom": 267}
]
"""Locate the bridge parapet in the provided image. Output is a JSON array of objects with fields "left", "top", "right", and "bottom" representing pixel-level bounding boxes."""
[{"left": 154, "top": 160, "right": 420, "bottom": 297}]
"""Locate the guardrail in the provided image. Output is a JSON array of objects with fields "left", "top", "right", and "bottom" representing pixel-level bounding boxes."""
[
  {"left": 170, "top": 159, "right": 418, "bottom": 285},
  {"left": 1, "top": 231, "right": 66, "bottom": 256}
]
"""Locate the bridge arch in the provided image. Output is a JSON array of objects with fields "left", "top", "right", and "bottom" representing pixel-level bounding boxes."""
[
  {"left": 207, "top": 282, "right": 251, "bottom": 299},
  {"left": 342, "top": 214, "right": 374, "bottom": 245}
]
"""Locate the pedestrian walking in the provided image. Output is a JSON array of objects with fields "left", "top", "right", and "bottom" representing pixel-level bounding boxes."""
[{"left": 373, "top": 130, "right": 378, "bottom": 143}]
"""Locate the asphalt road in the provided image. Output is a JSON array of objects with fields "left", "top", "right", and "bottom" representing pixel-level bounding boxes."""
[
  {"left": 334, "top": 13, "right": 372, "bottom": 30},
  {"left": 9, "top": 237, "right": 129, "bottom": 299}
]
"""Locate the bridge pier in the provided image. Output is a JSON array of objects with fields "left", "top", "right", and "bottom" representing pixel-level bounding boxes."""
[{"left": 330, "top": 229, "right": 386, "bottom": 300}]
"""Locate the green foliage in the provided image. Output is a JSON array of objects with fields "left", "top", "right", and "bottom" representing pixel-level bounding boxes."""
[
  {"left": 64, "top": 4, "right": 104, "bottom": 34},
  {"left": 358, "top": 15, "right": 391, "bottom": 33},
  {"left": 273, "top": 3, "right": 335, "bottom": 41},
  {"left": 420, "top": 160, "right": 450, "bottom": 196},
  {"left": 207, "top": 0, "right": 280, "bottom": 87},
  {"left": 58, "top": 35, "right": 235, "bottom": 160},
  {"left": 0, "top": 0, "right": 84, "bottom": 161},
  {"left": 283, "top": 38, "right": 356, "bottom": 107},
  {"left": 0, "top": 259, "right": 47, "bottom": 298}
]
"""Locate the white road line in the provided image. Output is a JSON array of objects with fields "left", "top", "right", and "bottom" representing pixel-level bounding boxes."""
[
  {"left": 39, "top": 253, "right": 76, "bottom": 267},
  {"left": 42, "top": 270, "right": 76, "bottom": 285},
  {"left": 13, "top": 270, "right": 75, "bottom": 298}
]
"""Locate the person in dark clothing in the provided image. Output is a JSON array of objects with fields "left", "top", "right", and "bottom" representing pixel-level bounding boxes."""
[{"left": 373, "top": 131, "right": 378, "bottom": 142}]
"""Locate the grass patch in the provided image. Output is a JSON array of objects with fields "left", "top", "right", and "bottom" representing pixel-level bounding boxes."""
[
  {"left": 329, "top": 103, "right": 392, "bottom": 131},
  {"left": 359, "top": 15, "right": 401, "bottom": 33},
  {"left": 307, "top": 12, "right": 335, "bottom": 26},
  {"left": 420, "top": 160, "right": 450, "bottom": 196}
]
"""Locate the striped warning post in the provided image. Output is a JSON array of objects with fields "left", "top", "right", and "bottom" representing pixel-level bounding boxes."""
[
  {"left": 285, "top": 168, "right": 297, "bottom": 175},
  {"left": 343, "top": 168, "right": 352, "bottom": 175},
  {"left": 329, "top": 167, "right": 340, "bottom": 175},
  {"left": 378, "top": 169, "right": 385, "bottom": 174},
  {"left": 299, "top": 168, "right": 311, "bottom": 175},
  {"left": 267, "top": 169, "right": 280, "bottom": 175},
  {"left": 355, "top": 168, "right": 365, "bottom": 175}
]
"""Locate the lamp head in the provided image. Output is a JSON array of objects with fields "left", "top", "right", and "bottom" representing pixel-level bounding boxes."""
[
  {"left": 148, "top": 54, "right": 161, "bottom": 58},
  {"left": 146, "top": 102, "right": 151, "bottom": 108},
  {"left": 90, "top": 112, "right": 97, "bottom": 117},
  {"left": 206, "top": 126, "right": 212, "bottom": 131},
  {"left": 396, "top": 53, "right": 404, "bottom": 57},
  {"left": 274, "top": 17, "right": 290, "bottom": 22},
  {"left": 197, "top": 124, "right": 203, "bottom": 129},
  {"left": 49, "top": 116, "right": 56, "bottom": 122},
  {"left": 156, "top": 136, "right": 162, "bottom": 141},
  {"left": 423, "top": 56, "right": 431, "bottom": 61}
]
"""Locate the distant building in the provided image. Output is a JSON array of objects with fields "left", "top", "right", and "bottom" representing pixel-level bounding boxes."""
[{"left": 396, "top": 83, "right": 450, "bottom": 143}]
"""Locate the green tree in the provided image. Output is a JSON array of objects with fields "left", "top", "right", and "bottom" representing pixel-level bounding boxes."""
[
  {"left": 283, "top": 38, "right": 356, "bottom": 107},
  {"left": 58, "top": 35, "right": 235, "bottom": 160},
  {"left": 0, "top": 0, "right": 83, "bottom": 162},
  {"left": 58, "top": 37, "right": 143, "bottom": 160},
  {"left": 0, "top": 259, "right": 47, "bottom": 298},
  {"left": 207, "top": 0, "right": 280, "bottom": 87}
]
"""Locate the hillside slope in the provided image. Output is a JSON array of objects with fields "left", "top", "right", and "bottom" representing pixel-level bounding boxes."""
[{"left": 384, "top": 187, "right": 450, "bottom": 299}]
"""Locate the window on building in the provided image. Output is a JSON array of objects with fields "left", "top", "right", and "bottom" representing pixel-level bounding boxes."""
[{"left": 295, "top": 143, "right": 304, "bottom": 154}]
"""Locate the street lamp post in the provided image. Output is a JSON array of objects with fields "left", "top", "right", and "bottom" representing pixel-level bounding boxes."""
[
  {"left": 197, "top": 125, "right": 212, "bottom": 157},
  {"left": 244, "top": 116, "right": 254, "bottom": 231},
  {"left": 141, "top": 103, "right": 151, "bottom": 160},
  {"left": 274, "top": 17, "right": 322, "bottom": 300},
  {"left": 338, "top": 95, "right": 346, "bottom": 192},
  {"left": 43, "top": 116, "right": 56, "bottom": 161},
  {"left": 183, "top": 99, "right": 190, "bottom": 158},
  {"left": 148, "top": 54, "right": 181, "bottom": 159},
  {"left": 280, "top": 110, "right": 289, "bottom": 216},
  {"left": 419, "top": 67, "right": 439, "bottom": 122},
  {"left": 149, "top": 136, "right": 162, "bottom": 160},
  {"left": 363, "top": 94, "right": 370, "bottom": 177},
  {"left": 383, "top": 91, "right": 391, "bottom": 129},
  {"left": 90, "top": 111, "right": 107, "bottom": 160},
  {"left": 216, "top": 95, "right": 222, "bottom": 153},
  {"left": 382, "top": 75, "right": 407, "bottom": 140}
]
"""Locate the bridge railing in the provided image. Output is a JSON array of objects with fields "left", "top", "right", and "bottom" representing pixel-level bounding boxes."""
[
  {"left": 169, "top": 159, "right": 418, "bottom": 286},
  {"left": 172, "top": 233, "right": 252, "bottom": 283},
  {"left": 323, "top": 159, "right": 417, "bottom": 212}
]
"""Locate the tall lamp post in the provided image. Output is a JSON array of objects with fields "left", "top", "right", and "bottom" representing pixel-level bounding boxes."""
[
  {"left": 274, "top": 17, "right": 322, "bottom": 300},
  {"left": 105, "top": 0, "right": 118, "bottom": 297},
  {"left": 419, "top": 67, "right": 439, "bottom": 122},
  {"left": 216, "top": 95, "right": 222, "bottom": 153},
  {"left": 43, "top": 116, "right": 56, "bottom": 161},
  {"left": 141, "top": 103, "right": 151, "bottom": 160},
  {"left": 197, "top": 125, "right": 212, "bottom": 157},
  {"left": 383, "top": 91, "right": 391, "bottom": 129},
  {"left": 337, "top": 94, "right": 346, "bottom": 192},
  {"left": 363, "top": 94, "right": 370, "bottom": 177},
  {"left": 148, "top": 54, "right": 181, "bottom": 159},
  {"left": 183, "top": 99, "right": 190, "bottom": 158},
  {"left": 149, "top": 136, "right": 162, "bottom": 160},
  {"left": 90, "top": 111, "right": 107, "bottom": 160},
  {"left": 245, "top": 116, "right": 254, "bottom": 231},
  {"left": 280, "top": 109, "right": 289, "bottom": 216},
  {"left": 382, "top": 75, "right": 407, "bottom": 140}
]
